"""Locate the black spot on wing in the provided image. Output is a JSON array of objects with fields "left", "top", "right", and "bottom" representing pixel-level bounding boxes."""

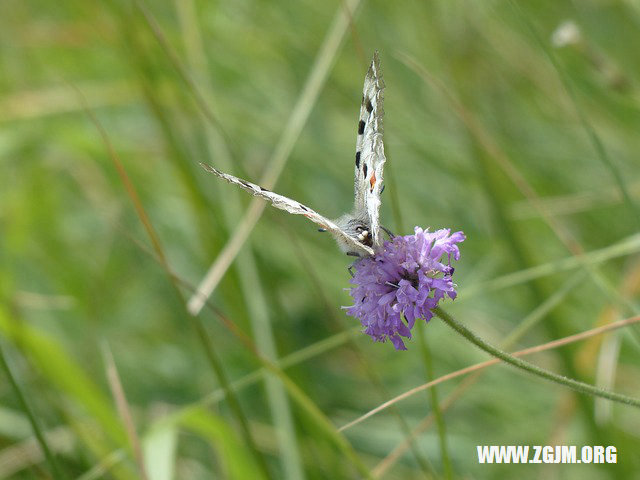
[
  {"left": 355, "top": 151, "right": 361, "bottom": 169},
  {"left": 239, "top": 180, "right": 252, "bottom": 188},
  {"left": 298, "top": 204, "right": 309, "bottom": 212},
  {"left": 366, "top": 98, "right": 373, "bottom": 113},
  {"left": 358, "top": 120, "right": 365, "bottom": 135},
  {"left": 259, "top": 186, "right": 270, "bottom": 192},
  {"left": 363, "top": 163, "right": 368, "bottom": 178}
]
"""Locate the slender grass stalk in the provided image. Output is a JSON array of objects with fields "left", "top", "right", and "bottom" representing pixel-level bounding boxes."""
[
  {"left": 417, "top": 328, "right": 452, "bottom": 480},
  {"left": 510, "top": 1, "right": 640, "bottom": 230},
  {"left": 197, "top": 295, "right": 374, "bottom": 477},
  {"left": 76, "top": 449, "right": 128, "bottom": 480},
  {"left": 459, "top": 233, "right": 640, "bottom": 298},
  {"left": 133, "top": 0, "right": 229, "bottom": 143},
  {"left": 400, "top": 49, "right": 640, "bottom": 343},
  {"left": 283, "top": 224, "right": 433, "bottom": 475},
  {"left": 101, "top": 343, "right": 149, "bottom": 480},
  {"left": 187, "top": 0, "right": 364, "bottom": 314},
  {"left": 500, "top": 272, "right": 587, "bottom": 348},
  {"left": 79, "top": 97, "right": 272, "bottom": 479},
  {"left": 0, "top": 344, "right": 64, "bottom": 480},
  {"left": 373, "top": 271, "right": 585, "bottom": 477},
  {"left": 341, "top": 315, "right": 640, "bottom": 433},
  {"left": 435, "top": 307, "right": 640, "bottom": 408},
  {"left": 261, "top": 360, "right": 373, "bottom": 479},
  {"left": 175, "top": 1, "right": 304, "bottom": 477}
]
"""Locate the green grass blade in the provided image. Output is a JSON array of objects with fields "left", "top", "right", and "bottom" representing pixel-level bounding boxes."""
[{"left": 0, "top": 342, "right": 64, "bottom": 480}]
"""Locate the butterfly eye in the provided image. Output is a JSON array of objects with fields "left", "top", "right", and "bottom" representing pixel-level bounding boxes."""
[{"left": 356, "top": 228, "right": 372, "bottom": 247}]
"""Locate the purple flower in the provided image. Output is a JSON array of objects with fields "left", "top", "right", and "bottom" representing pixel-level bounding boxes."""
[{"left": 345, "top": 227, "right": 465, "bottom": 350}]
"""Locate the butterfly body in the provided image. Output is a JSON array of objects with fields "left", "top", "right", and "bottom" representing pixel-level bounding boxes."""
[{"left": 201, "top": 52, "right": 386, "bottom": 258}]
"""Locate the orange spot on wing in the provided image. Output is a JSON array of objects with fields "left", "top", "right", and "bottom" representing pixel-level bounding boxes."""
[{"left": 369, "top": 172, "right": 376, "bottom": 192}]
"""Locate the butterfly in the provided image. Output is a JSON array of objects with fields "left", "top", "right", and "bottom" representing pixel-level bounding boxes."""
[{"left": 200, "top": 51, "right": 386, "bottom": 258}]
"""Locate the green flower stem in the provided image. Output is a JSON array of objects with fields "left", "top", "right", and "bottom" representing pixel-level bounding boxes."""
[{"left": 434, "top": 307, "right": 640, "bottom": 408}]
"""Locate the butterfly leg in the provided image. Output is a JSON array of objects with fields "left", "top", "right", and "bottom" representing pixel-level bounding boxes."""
[
  {"left": 346, "top": 251, "right": 361, "bottom": 257},
  {"left": 348, "top": 265, "right": 355, "bottom": 278}
]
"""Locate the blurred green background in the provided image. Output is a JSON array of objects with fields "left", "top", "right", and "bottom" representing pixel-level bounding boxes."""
[{"left": 2, "top": 0, "right": 640, "bottom": 478}]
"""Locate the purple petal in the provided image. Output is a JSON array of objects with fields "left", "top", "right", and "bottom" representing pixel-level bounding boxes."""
[{"left": 346, "top": 226, "right": 465, "bottom": 350}]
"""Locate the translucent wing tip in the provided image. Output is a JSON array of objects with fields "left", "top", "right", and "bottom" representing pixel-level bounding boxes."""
[{"left": 368, "top": 51, "right": 385, "bottom": 90}]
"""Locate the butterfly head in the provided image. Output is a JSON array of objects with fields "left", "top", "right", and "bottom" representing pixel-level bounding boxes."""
[
  {"left": 352, "top": 224, "right": 373, "bottom": 247},
  {"left": 333, "top": 212, "right": 376, "bottom": 256}
]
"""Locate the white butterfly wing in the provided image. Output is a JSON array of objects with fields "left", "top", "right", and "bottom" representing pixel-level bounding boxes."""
[
  {"left": 354, "top": 51, "right": 386, "bottom": 248},
  {"left": 200, "top": 163, "right": 374, "bottom": 256}
]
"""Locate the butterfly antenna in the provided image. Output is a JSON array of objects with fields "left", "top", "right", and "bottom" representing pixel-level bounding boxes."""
[{"left": 381, "top": 226, "right": 395, "bottom": 239}]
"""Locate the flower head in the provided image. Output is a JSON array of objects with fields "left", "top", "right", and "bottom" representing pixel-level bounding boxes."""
[{"left": 345, "top": 227, "right": 465, "bottom": 350}]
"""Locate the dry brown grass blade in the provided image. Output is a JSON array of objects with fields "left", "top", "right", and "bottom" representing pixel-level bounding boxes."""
[
  {"left": 0, "top": 81, "right": 135, "bottom": 122},
  {"left": 75, "top": 86, "right": 272, "bottom": 477},
  {"left": 134, "top": 0, "right": 229, "bottom": 143},
  {"left": 371, "top": 383, "right": 464, "bottom": 478},
  {"left": 101, "top": 343, "right": 149, "bottom": 480},
  {"left": 578, "top": 256, "right": 640, "bottom": 373},
  {"left": 75, "top": 86, "right": 168, "bottom": 269},
  {"left": 339, "top": 315, "right": 640, "bottom": 433},
  {"left": 370, "top": 312, "right": 640, "bottom": 476},
  {"left": 588, "top": 256, "right": 640, "bottom": 423}
]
